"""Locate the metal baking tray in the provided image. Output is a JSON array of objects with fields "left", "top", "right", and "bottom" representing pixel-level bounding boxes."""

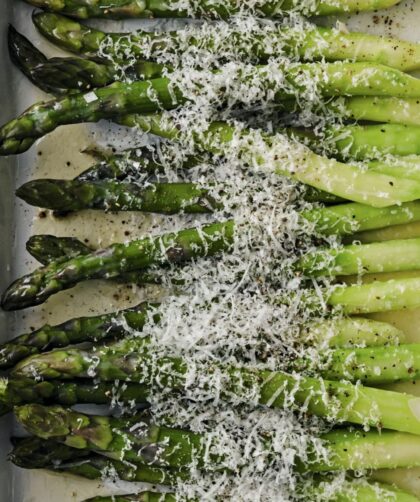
[{"left": 2, "top": 1, "right": 420, "bottom": 500}]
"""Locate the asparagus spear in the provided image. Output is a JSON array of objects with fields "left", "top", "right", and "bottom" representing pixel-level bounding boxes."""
[
  {"left": 0, "top": 302, "right": 158, "bottom": 368},
  {"left": 13, "top": 342, "right": 420, "bottom": 434},
  {"left": 16, "top": 179, "right": 221, "bottom": 214},
  {"left": 64, "top": 484, "right": 420, "bottom": 502},
  {"left": 33, "top": 12, "right": 419, "bottom": 72},
  {"left": 12, "top": 437, "right": 416, "bottom": 501},
  {"left": 10, "top": 437, "right": 185, "bottom": 484},
  {"left": 0, "top": 377, "right": 149, "bottom": 413},
  {"left": 1, "top": 221, "right": 234, "bottom": 311},
  {"left": 15, "top": 404, "right": 420, "bottom": 468},
  {"left": 5, "top": 62, "right": 420, "bottom": 155},
  {"left": 8, "top": 26, "right": 164, "bottom": 95},
  {"left": 23, "top": 0, "right": 403, "bottom": 19},
  {"left": 28, "top": 202, "right": 420, "bottom": 262},
  {"left": 297, "top": 238, "right": 420, "bottom": 277},
  {"left": 10, "top": 436, "right": 90, "bottom": 467},
  {"left": 0, "top": 288, "right": 405, "bottom": 370},
  {"left": 342, "top": 97, "right": 420, "bottom": 127}
]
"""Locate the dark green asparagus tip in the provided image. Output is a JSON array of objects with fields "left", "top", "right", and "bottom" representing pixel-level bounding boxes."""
[
  {"left": 17, "top": 179, "right": 67, "bottom": 209},
  {"left": 32, "top": 11, "right": 103, "bottom": 54},
  {"left": 9, "top": 436, "right": 89, "bottom": 468},
  {"left": 26, "top": 234, "right": 91, "bottom": 265},
  {"left": 8, "top": 24, "right": 47, "bottom": 71},
  {"left": 14, "top": 404, "right": 79, "bottom": 439}
]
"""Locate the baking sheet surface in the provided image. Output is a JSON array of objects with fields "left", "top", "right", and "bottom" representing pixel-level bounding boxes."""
[{"left": 2, "top": 1, "right": 420, "bottom": 500}]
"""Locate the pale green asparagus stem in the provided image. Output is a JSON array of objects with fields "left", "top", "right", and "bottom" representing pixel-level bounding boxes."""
[
  {"left": 297, "top": 238, "right": 420, "bottom": 277},
  {"left": 319, "top": 344, "right": 420, "bottom": 384},
  {"left": 304, "top": 317, "right": 406, "bottom": 348},
  {"left": 328, "top": 277, "right": 420, "bottom": 314},
  {"left": 302, "top": 201, "right": 420, "bottom": 236},
  {"left": 311, "top": 430, "right": 420, "bottom": 472}
]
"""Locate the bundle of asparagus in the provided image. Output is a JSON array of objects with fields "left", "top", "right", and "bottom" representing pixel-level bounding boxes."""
[{"left": 4, "top": 0, "right": 420, "bottom": 501}]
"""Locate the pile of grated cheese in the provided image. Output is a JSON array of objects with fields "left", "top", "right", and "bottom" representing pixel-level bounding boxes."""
[{"left": 93, "top": 12, "right": 369, "bottom": 502}]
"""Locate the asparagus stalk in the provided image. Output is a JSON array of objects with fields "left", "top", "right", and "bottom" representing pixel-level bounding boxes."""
[
  {"left": 33, "top": 12, "right": 419, "bottom": 72},
  {"left": 0, "top": 377, "right": 149, "bottom": 413},
  {"left": 16, "top": 177, "right": 340, "bottom": 212},
  {"left": 15, "top": 404, "right": 420, "bottom": 469},
  {"left": 328, "top": 277, "right": 420, "bottom": 314},
  {"left": 5, "top": 63, "right": 420, "bottom": 155},
  {"left": 16, "top": 179, "right": 221, "bottom": 214},
  {"left": 28, "top": 201, "right": 420, "bottom": 264},
  {"left": 10, "top": 436, "right": 185, "bottom": 484},
  {"left": 0, "top": 302, "right": 158, "bottom": 368},
  {"left": 13, "top": 342, "right": 420, "bottom": 434},
  {"left": 0, "top": 289, "right": 405, "bottom": 370},
  {"left": 8, "top": 26, "right": 164, "bottom": 95},
  {"left": 23, "top": 0, "right": 403, "bottom": 19},
  {"left": 318, "top": 344, "right": 420, "bottom": 384},
  {"left": 297, "top": 238, "right": 420, "bottom": 277},
  {"left": 1, "top": 221, "right": 234, "bottom": 311}
]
